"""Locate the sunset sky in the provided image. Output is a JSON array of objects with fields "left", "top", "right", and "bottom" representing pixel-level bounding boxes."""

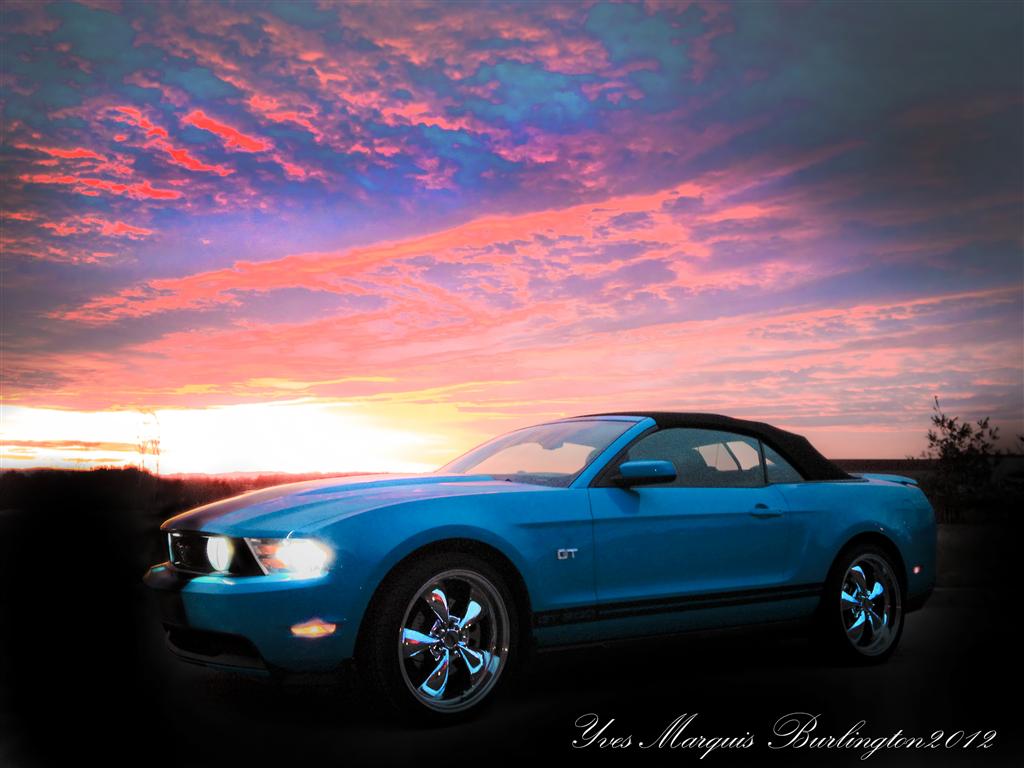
[{"left": 2, "top": 1, "right": 1022, "bottom": 473}]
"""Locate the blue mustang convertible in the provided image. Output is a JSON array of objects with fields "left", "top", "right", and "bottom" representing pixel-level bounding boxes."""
[{"left": 145, "top": 412, "right": 936, "bottom": 719}]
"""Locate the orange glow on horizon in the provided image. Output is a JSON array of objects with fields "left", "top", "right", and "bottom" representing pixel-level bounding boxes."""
[
  {"left": 4, "top": 396, "right": 1018, "bottom": 476},
  {"left": 0, "top": 401, "right": 452, "bottom": 475}
]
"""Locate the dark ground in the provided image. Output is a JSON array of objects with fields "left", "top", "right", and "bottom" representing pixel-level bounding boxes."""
[{"left": 0, "top": 471, "right": 1020, "bottom": 767}]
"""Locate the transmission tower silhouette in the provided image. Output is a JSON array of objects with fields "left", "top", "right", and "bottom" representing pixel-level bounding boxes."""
[{"left": 136, "top": 410, "right": 161, "bottom": 475}]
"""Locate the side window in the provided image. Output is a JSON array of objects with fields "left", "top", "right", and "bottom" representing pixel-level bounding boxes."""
[
  {"left": 617, "top": 428, "right": 764, "bottom": 488},
  {"left": 763, "top": 443, "right": 804, "bottom": 483}
]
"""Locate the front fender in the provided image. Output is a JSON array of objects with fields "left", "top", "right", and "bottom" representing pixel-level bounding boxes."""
[
  {"left": 308, "top": 489, "right": 594, "bottom": 658},
  {"left": 364, "top": 523, "right": 534, "bottom": 598}
]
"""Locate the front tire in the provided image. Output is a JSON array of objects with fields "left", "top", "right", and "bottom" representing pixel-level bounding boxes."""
[
  {"left": 358, "top": 552, "right": 518, "bottom": 722},
  {"left": 820, "top": 544, "right": 905, "bottom": 663}
]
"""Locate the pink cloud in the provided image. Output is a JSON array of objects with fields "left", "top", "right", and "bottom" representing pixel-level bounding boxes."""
[
  {"left": 42, "top": 216, "right": 154, "bottom": 239},
  {"left": 182, "top": 110, "right": 272, "bottom": 152},
  {"left": 19, "top": 173, "right": 183, "bottom": 200},
  {"left": 162, "top": 145, "right": 233, "bottom": 176}
]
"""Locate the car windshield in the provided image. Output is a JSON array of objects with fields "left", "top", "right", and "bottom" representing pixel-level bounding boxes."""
[{"left": 438, "top": 419, "right": 635, "bottom": 487}]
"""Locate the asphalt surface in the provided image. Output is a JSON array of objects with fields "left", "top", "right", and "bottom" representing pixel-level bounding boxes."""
[{"left": 123, "top": 584, "right": 1019, "bottom": 767}]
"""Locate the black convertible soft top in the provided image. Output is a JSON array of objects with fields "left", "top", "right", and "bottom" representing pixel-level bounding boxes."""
[{"left": 577, "top": 411, "right": 851, "bottom": 481}]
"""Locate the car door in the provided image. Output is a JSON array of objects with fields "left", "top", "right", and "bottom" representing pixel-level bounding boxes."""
[{"left": 588, "top": 427, "right": 809, "bottom": 613}]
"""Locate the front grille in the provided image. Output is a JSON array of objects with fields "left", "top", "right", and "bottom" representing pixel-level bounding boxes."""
[{"left": 167, "top": 531, "right": 262, "bottom": 576}]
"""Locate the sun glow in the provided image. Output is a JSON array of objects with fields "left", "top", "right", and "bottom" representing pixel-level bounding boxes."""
[{"left": 0, "top": 400, "right": 456, "bottom": 474}]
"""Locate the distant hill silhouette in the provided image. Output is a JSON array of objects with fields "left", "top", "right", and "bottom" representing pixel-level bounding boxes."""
[{"left": 0, "top": 466, "right": 374, "bottom": 517}]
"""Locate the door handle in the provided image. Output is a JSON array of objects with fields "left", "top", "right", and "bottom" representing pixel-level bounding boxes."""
[{"left": 749, "top": 503, "right": 783, "bottom": 518}]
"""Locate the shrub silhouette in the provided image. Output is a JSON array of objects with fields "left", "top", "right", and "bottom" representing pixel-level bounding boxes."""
[{"left": 921, "top": 396, "right": 1001, "bottom": 521}]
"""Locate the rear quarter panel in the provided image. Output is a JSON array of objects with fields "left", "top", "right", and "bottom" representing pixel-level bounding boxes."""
[{"left": 772, "top": 478, "right": 937, "bottom": 601}]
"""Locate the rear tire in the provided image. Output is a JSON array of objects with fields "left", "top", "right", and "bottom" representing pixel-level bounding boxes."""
[
  {"left": 819, "top": 543, "right": 905, "bottom": 663},
  {"left": 357, "top": 552, "right": 518, "bottom": 723}
]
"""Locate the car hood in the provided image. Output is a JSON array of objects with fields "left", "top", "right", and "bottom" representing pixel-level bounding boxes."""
[{"left": 160, "top": 473, "right": 551, "bottom": 536}]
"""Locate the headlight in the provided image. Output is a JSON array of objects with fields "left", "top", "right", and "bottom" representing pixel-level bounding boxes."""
[
  {"left": 205, "top": 536, "right": 234, "bottom": 572},
  {"left": 245, "top": 537, "right": 333, "bottom": 578}
]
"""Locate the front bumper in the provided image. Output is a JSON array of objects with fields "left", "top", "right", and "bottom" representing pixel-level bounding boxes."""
[{"left": 144, "top": 563, "right": 353, "bottom": 672}]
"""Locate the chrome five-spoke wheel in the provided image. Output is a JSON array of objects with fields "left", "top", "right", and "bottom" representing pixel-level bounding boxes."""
[
  {"left": 839, "top": 553, "right": 902, "bottom": 657},
  {"left": 398, "top": 568, "right": 510, "bottom": 713}
]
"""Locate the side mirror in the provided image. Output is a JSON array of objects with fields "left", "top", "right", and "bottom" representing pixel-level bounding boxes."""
[{"left": 613, "top": 460, "right": 677, "bottom": 487}]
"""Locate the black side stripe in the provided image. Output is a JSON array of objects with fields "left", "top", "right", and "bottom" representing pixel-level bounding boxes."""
[{"left": 533, "top": 582, "right": 823, "bottom": 628}]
